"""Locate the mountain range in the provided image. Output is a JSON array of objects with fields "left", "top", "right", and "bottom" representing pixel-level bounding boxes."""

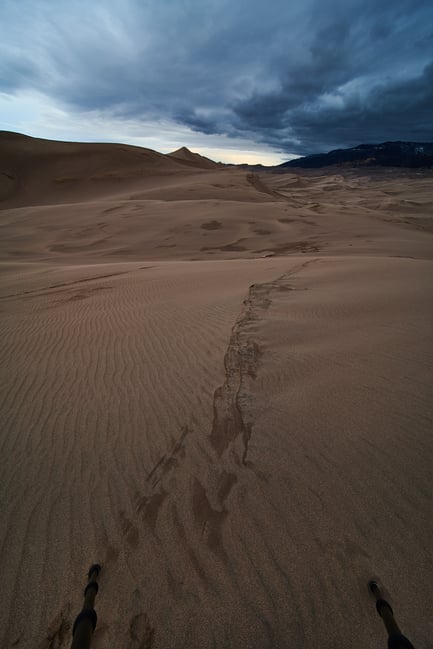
[{"left": 280, "top": 141, "right": 433, "bottom": 169}]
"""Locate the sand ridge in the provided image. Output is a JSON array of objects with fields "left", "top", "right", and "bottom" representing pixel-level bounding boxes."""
[{"left": 0, "top": 133, "right": 432, "bottom": 648}]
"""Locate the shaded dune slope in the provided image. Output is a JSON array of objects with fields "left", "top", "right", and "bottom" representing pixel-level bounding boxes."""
[{"left": 0, "top": 132, "right": 217, "bottom": 207}]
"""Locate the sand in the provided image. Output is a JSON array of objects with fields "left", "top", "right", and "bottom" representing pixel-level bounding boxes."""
[{"left": 0, "top": 133, "right": 432, "bottom": 648}]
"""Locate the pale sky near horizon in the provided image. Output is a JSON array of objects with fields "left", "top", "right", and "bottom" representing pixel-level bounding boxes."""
[
  {"left": 1, "top": 0, "right": 432, "bottom": 164},
  {"left": 0, "top": 90, "right": 288, "bottom": 165}
]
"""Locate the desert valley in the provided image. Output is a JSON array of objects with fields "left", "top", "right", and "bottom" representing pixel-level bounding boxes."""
[{"left": 1, "top": 131, "right": 432, "bottom": 648}]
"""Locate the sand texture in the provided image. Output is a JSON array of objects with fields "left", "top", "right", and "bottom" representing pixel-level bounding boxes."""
[{"left": 1, "top": 133, "right": 433, "bottom": 648}]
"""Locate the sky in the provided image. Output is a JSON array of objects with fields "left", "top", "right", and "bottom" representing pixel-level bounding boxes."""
[{"left": 0, "top": 0, "right": 432, "bottom": 164}]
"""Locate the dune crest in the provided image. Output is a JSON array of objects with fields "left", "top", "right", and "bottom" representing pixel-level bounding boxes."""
[{"left": 168, "top": 146, "right": 220, "bottom": 169}]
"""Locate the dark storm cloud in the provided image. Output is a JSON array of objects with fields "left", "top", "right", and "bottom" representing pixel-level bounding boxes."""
[{"left": 1, "top": 0, "right": 432, "bottom": 154}]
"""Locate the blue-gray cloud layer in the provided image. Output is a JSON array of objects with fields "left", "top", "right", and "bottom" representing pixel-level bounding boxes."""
[{"left": 1, "top": 0, "right": 432, "bottom": 154}]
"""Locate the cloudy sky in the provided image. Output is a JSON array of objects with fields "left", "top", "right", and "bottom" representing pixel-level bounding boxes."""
[{"left": 0, "top": 0, "right": 432, "bottom": 164}]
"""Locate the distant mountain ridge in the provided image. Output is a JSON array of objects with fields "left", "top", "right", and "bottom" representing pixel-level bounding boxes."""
[{"left": 280, "top": 141, "right": 433, "bottom": 169}]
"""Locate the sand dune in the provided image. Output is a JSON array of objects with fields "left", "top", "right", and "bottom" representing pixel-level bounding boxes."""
[
  {"left": 168, "top": 146, "right": 221, "bottom": 169},
  {"left": 0, "top": 132, "right": 217, "bottom": 208},
  {"left": 0, "top": 134, "right": 432, "bottom": 648}
]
